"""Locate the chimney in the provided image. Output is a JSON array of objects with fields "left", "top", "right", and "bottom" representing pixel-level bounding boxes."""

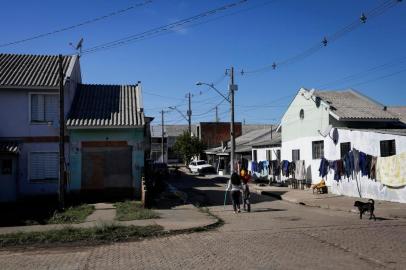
[{"left": 136, "top": 81, "right": 144, "bottom": 113}]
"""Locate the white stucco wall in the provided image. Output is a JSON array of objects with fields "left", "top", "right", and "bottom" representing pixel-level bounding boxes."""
[{"left": 282, "top": 128, "right": 406, "bottom": 203}]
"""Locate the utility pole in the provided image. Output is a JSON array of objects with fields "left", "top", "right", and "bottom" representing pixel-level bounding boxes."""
[
  {"left": 215, "top": 106, "right": 219, "bottom": 122},
  {"left": 161, "top": 110, "right": 165, "bottom": 163},
  {"left": 187, "top": 92, "right": 192, "bottom": 135},
  {"left": 58, "top": 54, "right": 65, "bottom": 210},
  {"left": 229, "top": 66, "right": 236, "bottom": 174}
]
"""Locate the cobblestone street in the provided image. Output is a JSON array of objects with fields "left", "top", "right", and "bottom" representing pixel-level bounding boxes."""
[{"left": 1, "top": 174, "right": 406, "bottom": 270}]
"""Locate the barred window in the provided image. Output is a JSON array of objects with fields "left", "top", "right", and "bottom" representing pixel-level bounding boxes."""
[
  {"left": 380, "top": 140, "right": 396, "bottom": 157},
  {"left": 312, "top": 141, "right": 324, "bottom": 159},
  {"left": 340, "top": 142, "right": 351, "bottom": 159}
]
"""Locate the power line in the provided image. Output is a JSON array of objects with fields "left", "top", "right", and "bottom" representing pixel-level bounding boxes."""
[
  {"left": 0, "top": 0, "right": 153, "bottom": 48},
  {"left": 80, "top": 0, "right": 249, "bottom": 55},
  {"left": 316, "top": 55, "right": 406, "bottom": 89},
  {"left": 243, "top": 0, "right": 402, "bottom": 74}
]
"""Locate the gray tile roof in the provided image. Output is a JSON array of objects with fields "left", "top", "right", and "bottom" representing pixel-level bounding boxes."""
[
  {"left": 67, "top": 84, "right": 145, "bottom": 128},
  {"left": 314, "top": 90, "right": 399, "bottom": 121},
  {"left": 0, "top": 141, "right": 19, "bottom": 154},
  {"left": 388, "top": 106, "right": 406, "bottom": 124},
  {"left": 252, "top": 132, "right": 281, "bottom": 147},
  {"left": 150, "top": 125, "right": 198, "bottom": 138},
  {"left": 0, "top": 53, "right": 74, "bottom": 88}
]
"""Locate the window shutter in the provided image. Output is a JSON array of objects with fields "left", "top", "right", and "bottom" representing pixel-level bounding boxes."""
[
  {"left": 45, "top": 95, "right": 59, "bottom": 122},
  {"left": 30, "top": 152, "right": 58, "bottom": 181},
  {"left": 31, "top": 94, "right": 45, "bottom": 122}
]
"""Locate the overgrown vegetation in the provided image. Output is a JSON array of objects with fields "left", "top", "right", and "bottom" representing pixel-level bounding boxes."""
[
  {"left": 0, "top": 224, "right": 163, "bottom": 247},
  {"left": 114, "top": 201, "right": 159, "bottom": 221},
  {"left": 173, "top": 131, "right": 206, "bottom": 165},
  {"left": 48, "top": 204, "right": 95, "bottom": 224}
]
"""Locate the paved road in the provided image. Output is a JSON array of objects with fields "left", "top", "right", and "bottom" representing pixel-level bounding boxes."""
[{"left": 1, "top": 173, "right": 405, "bottom": 270}]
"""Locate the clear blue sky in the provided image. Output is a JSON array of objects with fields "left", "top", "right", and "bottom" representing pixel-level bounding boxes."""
[{"left": 1, "top": 0, "right": 406, "bottom": 124}]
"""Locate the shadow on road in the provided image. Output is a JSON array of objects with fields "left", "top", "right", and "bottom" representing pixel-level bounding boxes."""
[{"left": 157, "top": 171, "right": 286, "bottom": 209}]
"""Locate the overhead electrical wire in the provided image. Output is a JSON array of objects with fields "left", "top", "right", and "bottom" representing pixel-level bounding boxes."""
[
  {"left": 80, "top": 0, "right": 250, "bottom": 55},
  {"left": 243, "top": 0, "right": 403, "bottom": 74},
  {"left": 0, "top": 0, "right": 153, "bottom": 48}
]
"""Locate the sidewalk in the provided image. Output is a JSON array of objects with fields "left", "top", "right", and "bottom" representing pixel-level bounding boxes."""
[
  {"left": 251, "top": 184, "right": 406, "bottom": 220},
  {"left": 0, "top": 203, "right": 218, "bottom": 235}
]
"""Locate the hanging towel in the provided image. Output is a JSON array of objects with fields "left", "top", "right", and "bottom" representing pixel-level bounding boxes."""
[
  {"left": 376, "top": 152, "right": 406, "bottom": 187},
  {"left": 248, "top": 161, "right": 252, "bottom": 172},
  {"left": 370, "top": 156, "right": 377, "bottom": 180},
  {"left": 359, "top": 152, "right": 368, "bottom": 177},
  {"left": 318, "top": 158, "right": 329, "bottom": 178},
  {"left": 295, "top": 160, "right": 306, "bottom": 180}
]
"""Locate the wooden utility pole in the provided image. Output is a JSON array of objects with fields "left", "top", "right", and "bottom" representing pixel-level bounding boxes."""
[
  {"left": 215, "top": 106, "right": 219, "bottom": 122},
  {"left": 161, "top": 110, "right": 165, "bottom": 163},
  {"left": 187, "top": 92, "right": 192, "bottom": 135},
  {"left": 229, "top": 66, "right": 236, "bottom": 174},
  {"left": 58, "top": 54, "right": 65, "bottom": 210}
]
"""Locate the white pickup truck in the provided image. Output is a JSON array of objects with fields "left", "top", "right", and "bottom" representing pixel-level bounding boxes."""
[{"left": 188, "top": 160, "right": 215, "bottom": 174}]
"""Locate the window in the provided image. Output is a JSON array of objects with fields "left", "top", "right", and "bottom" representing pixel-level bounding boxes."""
[
  {"left": 266, "top": 150, "right": 271, "bottom": 160},
  {"left": 30, "top": 94, "right": 58, "bottom": 123},
  {"left": 292, "top": 149, "right": 300, "bottom": 161},
  {"left": 1, "top": 159, "right": 12, "bottom": 175},
  {"left": 340, "top": 142, "right": 351, "bottom": 159},
  {"left": 30, "top": 152, "right": 59, "bottom": 182},
  {"left": 299, "top": 109, "right": 304, "bottom": 120},
  {"left": 196, "top": 161, "right": 207, "bottom": 166},
  {"left": 312, "top": 141, "right": 324, "bottom": 159},
  {"left": 380, "top": 140, "right": 396, "bottom": 157},
  {"left": 253, "top": 150, "right": 257, "bottom": 162}
]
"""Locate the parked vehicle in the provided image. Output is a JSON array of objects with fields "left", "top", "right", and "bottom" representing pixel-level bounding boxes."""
[{"left": 188, "top": 160, "right": 215, "bottom": 174}]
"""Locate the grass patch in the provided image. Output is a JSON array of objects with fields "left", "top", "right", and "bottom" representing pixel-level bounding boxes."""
[
  {"left": 0, "top": 224, "right": 163, "bottom": 248},
  {"left": 115, "top": 201, "right": 159, "bottom": 221},
  {"left": 48, "top": 204, "right": 95, "bottom": 224}
]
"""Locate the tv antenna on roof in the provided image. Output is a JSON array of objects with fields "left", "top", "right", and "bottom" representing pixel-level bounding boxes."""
[{"left": 69, "top": 38, "right": 84, "bottom": 56}]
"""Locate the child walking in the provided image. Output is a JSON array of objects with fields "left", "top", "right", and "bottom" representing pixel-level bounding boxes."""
[
  {"left": 240, "top": 169, "right": 251, "bottom": 212},
  {"left": 226, "top": 172, "right": 243, "bottom": 213}
]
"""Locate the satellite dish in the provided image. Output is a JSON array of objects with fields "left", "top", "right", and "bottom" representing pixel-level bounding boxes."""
[{"left": 318, "top": 124, "right": 332, "bottom": 137}]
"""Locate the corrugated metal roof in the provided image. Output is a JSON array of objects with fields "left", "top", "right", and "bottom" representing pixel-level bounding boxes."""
[
  {"left": 314, "top": 90, "right": 399, "bottom": 121},
  {"left": 150, "top": 125, "right": 198, "bottom": 138},
  {"left": 252, "top": 132, "right": 281, "bottom": 147},
  {"left": 67, "top": 84, "right": 145, "bottom": 128},
  {"left": 0, "top": 53, "right": 74, "bottom": 88},
  {"left": 388, "top": 106, "right": 406, "bottom": 124},
  {"left": 0, "top": 141, "right": 19, "bottom": 154}
]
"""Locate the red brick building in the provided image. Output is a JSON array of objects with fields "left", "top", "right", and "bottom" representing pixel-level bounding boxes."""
[{"left": 197, "top": 122, "right": 242, "bottom": 148}]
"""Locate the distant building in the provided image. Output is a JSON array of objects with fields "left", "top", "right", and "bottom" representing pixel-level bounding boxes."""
[{"left": 198, "top": 122, "right": 242, "bottom": 149}]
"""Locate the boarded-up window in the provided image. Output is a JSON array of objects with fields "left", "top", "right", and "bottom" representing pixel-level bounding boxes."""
[
  {"left": 30, "top": 152, "right": 58, "bottom": 182},
  {"left": 380, "top": 140, "right": 396, "bottom": 157},
  {"left": 253, "top": 150, "right": 257, "bottom": 162},
  {"left": 312, "top": 141, "right": 324, "bottom": 159},
  {"left": 31, "top": 94, "right": 58, "bottom": 123}
]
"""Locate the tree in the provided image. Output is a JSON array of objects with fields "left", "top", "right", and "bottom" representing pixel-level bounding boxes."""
[{"left": 173, "top": 131, "right": 206, "bottom": 165}]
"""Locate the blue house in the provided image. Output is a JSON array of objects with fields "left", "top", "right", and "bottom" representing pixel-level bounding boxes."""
[
  {"left": 0, "top": 53, "right": 81, "bottom": 202},
  {"left": 66, "top": 84, "right": 148, "bottom": 199}
]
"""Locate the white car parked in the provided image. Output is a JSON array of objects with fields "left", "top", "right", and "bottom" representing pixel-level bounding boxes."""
[{"left": 188, "top": 160, "right": 215, "bottom": 174}]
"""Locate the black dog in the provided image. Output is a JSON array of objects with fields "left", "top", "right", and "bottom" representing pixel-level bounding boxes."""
[{"left": 354, "top": 199, "right": 376, "bottom": 220}]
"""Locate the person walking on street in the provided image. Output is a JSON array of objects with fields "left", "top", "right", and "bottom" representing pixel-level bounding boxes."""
[
  {"left": 240, "top": 168, "right": 251, "bottom": 212},
  {"left": 226, "top": 172, "right": 243, "bottom": 213}
]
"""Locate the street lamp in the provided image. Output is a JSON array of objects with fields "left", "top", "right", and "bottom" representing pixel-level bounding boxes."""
[{"left": 196, "top": 67, "right": 238, "bottom": 174}]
